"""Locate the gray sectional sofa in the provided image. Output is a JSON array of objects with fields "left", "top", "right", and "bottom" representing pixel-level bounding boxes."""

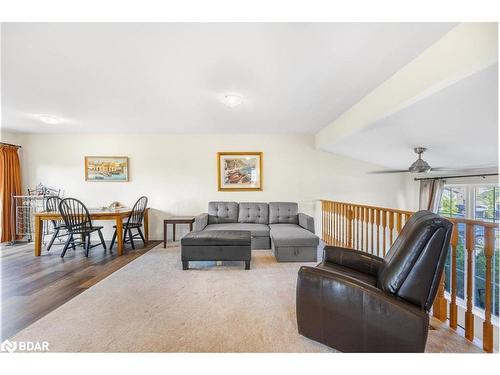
[{"left": 193, "top": 201, "right": 319, "bottom": 262}]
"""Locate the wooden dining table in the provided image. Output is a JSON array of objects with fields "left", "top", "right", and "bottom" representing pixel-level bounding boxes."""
[{"left": 33, "top": 207, "right": 149, "bottom": 257}]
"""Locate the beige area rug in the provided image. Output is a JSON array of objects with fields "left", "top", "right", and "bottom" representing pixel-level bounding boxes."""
[
  {"left": 11, "top": 245, "right": 334, "bottom": 352},
  {"left": 11, "top": 244, "right": 481, "bottom": 353}
]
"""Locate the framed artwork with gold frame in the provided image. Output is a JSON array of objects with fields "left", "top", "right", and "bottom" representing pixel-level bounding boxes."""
[
  {"left": 84, "top": 156, "right": 129, "bottom": 182},
  {"left": 217, "top": 152, "right": 263, "bottom": 191}
]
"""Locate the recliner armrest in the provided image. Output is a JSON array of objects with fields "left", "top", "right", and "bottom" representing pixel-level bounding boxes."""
[
  {"left": 193, "top": 213, "right": 208, "bottom": 231},
  {"left": 296, "top": 265, "right": 429, "bottom": 352},
  {"left": 298, "top": 213, "right": 315, "bottom": 233},
  {"left": 324, "top": 245, "right": 383, "bottom": 277}
]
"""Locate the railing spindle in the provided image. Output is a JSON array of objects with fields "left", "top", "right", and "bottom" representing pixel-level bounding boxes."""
[
  {"left": 388, "top": 212, "right": 394, "bottom": 246},
  {"left": 322, "top": 201, "right": 325, "bottom": 242},
  {"left": 370, "top": 208, "right": 375, "bottom": 254},
  {"left": 347, "top": 206, "right": 353, "bottom": 248},
  {"left": 332, "top": 201, "right": 336, "bottom": 245},
  {"left": 329, "top": 201, "right": 333, "bottom": 245},
  {"left": 363, "top": 207, "right": 368, "bottom": 252},
  {"left": 358, "top": 206, "right": 362, "bottom": 250},
  {"left": 354, "top": 206, "right": 358, "bottom": 250},
  {"left": 381, "top": 210, "right": 387, "bottom": 256},
  {"left": 375, "top": 209, "right": 380, "bottom": 256}
]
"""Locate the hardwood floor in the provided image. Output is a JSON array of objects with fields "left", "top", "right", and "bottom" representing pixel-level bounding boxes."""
[{"left": 1, "top": 239, "right": 161, "bottom": 340}]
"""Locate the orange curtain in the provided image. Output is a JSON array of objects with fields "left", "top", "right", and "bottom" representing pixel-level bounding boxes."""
[{"left": 0, "top": 144, "right": 22, "bottom": 243}]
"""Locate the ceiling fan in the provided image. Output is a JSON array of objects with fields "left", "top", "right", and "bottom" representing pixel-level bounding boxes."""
[{"left": 369, "top": 147, "right": 490, "bottom": 174}]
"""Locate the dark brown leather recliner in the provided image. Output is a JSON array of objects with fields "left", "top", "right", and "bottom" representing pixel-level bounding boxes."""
[{"left": 296, "top": 210, "right": 452, "bottom": 352}]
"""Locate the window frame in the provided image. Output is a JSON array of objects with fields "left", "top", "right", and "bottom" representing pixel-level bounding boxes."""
[{"left": 439, "top": 180, "right": 499, "bottom": 325}]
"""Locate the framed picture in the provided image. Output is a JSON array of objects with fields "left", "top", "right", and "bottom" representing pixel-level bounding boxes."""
[
  {"left": 85, "top": 156, "right": 129, "bottom": 182},
  {"left": 217, "top": 152, "right": 263, "bottom": 191}
]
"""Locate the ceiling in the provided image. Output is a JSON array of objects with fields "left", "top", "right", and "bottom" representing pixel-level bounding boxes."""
[
  {"left": 1, "top": 22, "right": 456, "bottom": 134},
  {"left": 324, "top": 64, "right": 499, "bottom": 170}
]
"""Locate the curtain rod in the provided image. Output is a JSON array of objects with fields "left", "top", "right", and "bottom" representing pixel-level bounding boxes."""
[
  {"left": 414, "top": 172, "right": 498, "bottom": 181},
  {"left": 0, "top": 141, "right": 22, "bottom": 148}
]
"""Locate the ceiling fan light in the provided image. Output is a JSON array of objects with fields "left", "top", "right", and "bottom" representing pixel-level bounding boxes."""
[{"left": 409, "top": 159, "right": 432, "bottom": 173}]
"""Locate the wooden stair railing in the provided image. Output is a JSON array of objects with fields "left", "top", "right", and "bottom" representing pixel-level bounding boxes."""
[{"left": 321, "top": 200, "right": 497, "bottom": 353}]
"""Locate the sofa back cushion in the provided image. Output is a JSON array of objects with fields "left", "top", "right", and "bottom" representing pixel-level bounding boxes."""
[
  {"left": 208, "top": 201, "right": 239, "bottom": 224},
  {"left": 269, "top": 202, "right": 299, "bottom": 224},
  {"left": 238, "top": 202, "right": 269, "bottom": 224}
]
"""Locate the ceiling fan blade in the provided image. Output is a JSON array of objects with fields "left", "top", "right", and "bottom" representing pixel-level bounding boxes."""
[{"left": 367, "top": 170, "right": 409, "bottom": 174}]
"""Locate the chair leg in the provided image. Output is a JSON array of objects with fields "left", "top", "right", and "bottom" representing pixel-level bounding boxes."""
[
  {"left": 85, "top": 234, "right": 91, "bottom": 257},
  {"left": 123, "top": 228, "right": 128, "bottom": 244},
  {"left": 137, "top": 227, "right": 146, "bottom": 245},
  {"left": 70, "top": 232, "right": 76, "bottom": 250},
  {"left": 61, "top": 234, "right": 73, "bottom": 258},
  {"left": 47, "top": 228, "right": 59, "bottom": 251},
  {"left": 97, "top": 229, "right": 107, "bottom": 250},
  {"left": 129, "top": 228, "right": 135, "bottom": 249},
  {"left": 110, "top": 230, "right": 117, "bottom": 250}
]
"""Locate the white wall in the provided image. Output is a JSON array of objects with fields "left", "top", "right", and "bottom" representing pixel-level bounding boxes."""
[{"left": 9, "top": 132, "right": 414, "bottom": 240}]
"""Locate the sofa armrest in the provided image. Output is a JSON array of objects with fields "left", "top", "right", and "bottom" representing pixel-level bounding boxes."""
[
  {"left": 298, "top": 213, "right": 315, "bottom": 233},
  {"left": 296, "top": 265, "right": 429, "bottom": 352},
  {"left": 323, "top": 245, "right": 383, "bottom": 277},
  {"left": 193, "top": 213, "right": 208, "bottom": 231}
]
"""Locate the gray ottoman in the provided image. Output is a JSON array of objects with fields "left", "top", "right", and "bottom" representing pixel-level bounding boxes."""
[
  {"left": 269, "top": 224, "right": 319, "bottom": 262},
  {"left": 181, "top": 230, "right": 251, "bottom": 270}
]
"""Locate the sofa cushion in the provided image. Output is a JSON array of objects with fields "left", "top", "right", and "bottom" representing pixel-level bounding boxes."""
[
  {"left": 269, "top": 224, "right": 319, "bottom": 247},
  {"left": 238, "top": 202, "right": 269, "bottom": 224},
  {"left": 269, "top": 202, "right": 299, "bottom": 224},
  {"left": 181, "top": 230, "right": 251, "bottom": 246},
  {"left": 204, "top": 223, "right": 270, "bottom": 237},
  {"left": 208, "top": 201, "right": 238, "bottom": 224}
]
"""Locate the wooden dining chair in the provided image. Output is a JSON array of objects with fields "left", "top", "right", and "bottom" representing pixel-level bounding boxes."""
[
  {"left": 58, "top": 198, "right": 107, "bottom": 258},
  {"left": 44, "top": 196, "right": 72, "bottom": 252},
  {"left": 110, "top": 196, "right": 148, "bottom": 250}
]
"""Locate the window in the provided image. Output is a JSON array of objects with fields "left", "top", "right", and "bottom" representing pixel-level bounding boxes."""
[{"left": 439, "top": 183, "right": 499, "bottom": 317}]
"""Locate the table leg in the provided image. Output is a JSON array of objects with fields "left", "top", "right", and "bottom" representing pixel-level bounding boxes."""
[
  {"left": 116, "top": 216, "right": 123, "bottom": 256},
  {"left": 164, "top": 221, "right": 167, "bottom": 248},
  {"left": 173, "top": 223, "right": 176, "bottom": 242},
  {"left": 144, "top": 209, "right": 149, "bottom": 242},
  {"left": 34, "top": 216, "right": 43, "bottom": 256},
  {"left": 189, "top": 222, "right": 193, "bottom": 232}
]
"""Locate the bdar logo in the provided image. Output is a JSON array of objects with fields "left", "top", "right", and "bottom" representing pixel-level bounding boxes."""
[{"left": 0, "top": 339, "right": 17, "bottom": 353}]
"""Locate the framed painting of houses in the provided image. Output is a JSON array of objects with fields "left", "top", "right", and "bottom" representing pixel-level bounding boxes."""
[
  {"left": 217, "top": 152, "right": 262, "bottom": 191},
  {"left": 85, "top": 156, "right": 129, "bottom": 182}
]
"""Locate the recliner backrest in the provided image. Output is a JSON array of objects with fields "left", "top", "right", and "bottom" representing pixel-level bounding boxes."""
[
  {"left": 208, "top": 201, "right": 239, "bottom": 224},
  {"left": 377, "top": 211, "right": 452, "bottom": 311}
]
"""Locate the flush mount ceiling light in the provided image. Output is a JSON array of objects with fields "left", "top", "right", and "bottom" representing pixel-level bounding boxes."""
[
  {"left": 221, "top": 93, "right": 243, "bottom": 108},
  {"left": 38, "top": 114, "right": 61, "bottom": 125}
]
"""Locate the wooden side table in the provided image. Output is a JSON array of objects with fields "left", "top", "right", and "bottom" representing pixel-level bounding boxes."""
[{"left": 163, "top": 216, "right": 195, "bottom": 247}]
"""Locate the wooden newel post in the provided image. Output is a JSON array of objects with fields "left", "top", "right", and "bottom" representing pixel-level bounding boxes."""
[
  {"left": 482, "top": 227, "right": 494, "bottom": 353},
  {"left": 465, "top": 224, "right": 475, "bottom": 341},
  {"left": 449, "top": 223, "right": 459, "bottom": 329},
  {"left": 432, "top": 272, "right": 448, "bottom": 321}
]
